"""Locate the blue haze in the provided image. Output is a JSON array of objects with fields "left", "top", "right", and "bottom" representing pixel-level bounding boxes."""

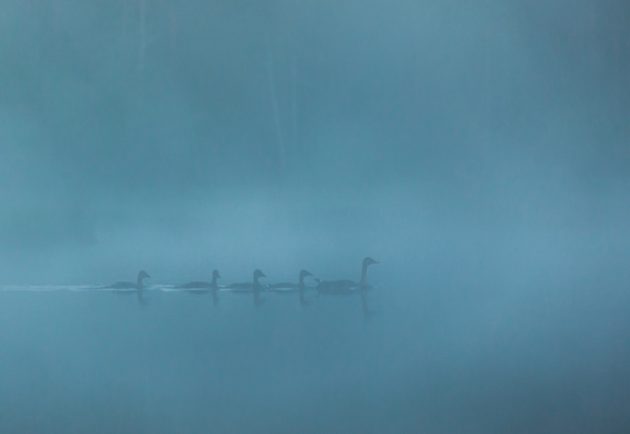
[{"left": 1, "top": 1, "right": 629, "bottom": 433}]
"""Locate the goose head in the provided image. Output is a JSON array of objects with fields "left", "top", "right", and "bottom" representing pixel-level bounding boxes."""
[
  {"left": 299, "top": 270, "right": 313, "bottom": 282},
  {"left": 137, "top": 270, "right": 151, "bottom": 280},
  {"left": 363, "top": 257, "right": 379, "bottom": 267},
  {"left": 253, "top": 269, "right": 266, "bottom": 280},
  {"left": 212, "top": 270, "right": 221, "bottom": 279}
]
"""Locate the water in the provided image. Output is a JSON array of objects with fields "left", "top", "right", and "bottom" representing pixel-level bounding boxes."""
[{"left": 2, "top": 271, "right": 629, "bottom": 434}]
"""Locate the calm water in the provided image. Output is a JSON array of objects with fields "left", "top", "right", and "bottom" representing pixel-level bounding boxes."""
[{"left": 1, "top": 273, "right": 629, "bottom": 434}]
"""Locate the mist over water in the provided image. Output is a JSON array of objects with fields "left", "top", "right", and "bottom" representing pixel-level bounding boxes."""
[{"left": 1, "top": 1, "right": 629, "bottom": 433}]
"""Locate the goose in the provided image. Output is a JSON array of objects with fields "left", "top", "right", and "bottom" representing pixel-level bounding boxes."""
[
  {"left": 270, "top": 270, "right": 315, "bottom": 306},
  {"left": 226, "top": 269, "right": 267, "bottom": 306},
  {"left": 178, "top": 270, "right": 221, "bottom": 291},
  {"left": 226, "top": 269, "right": 267, "bottom": 292},
  {"left": 178, "top": 270, "right": 221, "bottom": 306},
  {"left": 316, "top": 257, "right": 378, "bottom": 295},
  {"left": 105, "top": 270, "right": 151, "bottom": 291}
]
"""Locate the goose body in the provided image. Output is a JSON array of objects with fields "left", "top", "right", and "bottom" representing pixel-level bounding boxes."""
[
  {"left": 227, "top": 282, "right": 259, "bottom": 292},
  {"left": 316, "top": 279, "right": 359, "bottom": 295},
  {"left": 106, "top": 270, "right": 150, "bottom": 291},
  {"left": 179, "top": 281, "right": 212, "bottom": 289},
  {"left": 269, "top": 282, "right": 299, "bottom": 290},
  {"left": 178, "top": 270, "right": 221, "bottom": 293},
  {"left": 270, "top": 269, "right": 313, "bottom": 292},
  {"left": 226, "top": 270, "right": 267, "bottom": 293},
  {"left": 226, "top": 269, "right": 267, "bottom": 306},
  {"left": 270, "top": 270, "right": 314, "bottom": 306},
  {"left": 316, "top": 258, "right": 378, "bottom": 295}
]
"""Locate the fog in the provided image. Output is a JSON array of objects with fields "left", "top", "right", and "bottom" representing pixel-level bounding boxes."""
[{"left": 1, "top": 1, "right": 629, "bottom": 433}]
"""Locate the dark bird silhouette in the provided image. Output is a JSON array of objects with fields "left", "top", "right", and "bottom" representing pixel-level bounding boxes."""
[
  {"left": 270, "top": 269, "right": 315, "bottom": 306},
  {"left": 103, "top": 270, "right": 151, "bottom": 304},
  {"left": 226, "top": 269, "right": 267, "bottom": 306},
  {"left": 316, "top": 257, "right": 378, "bottom": 295},
  {"left": 178, "top": 270, "right": 221, "bottom": 290},
  {"left": 177, "top": 270, "right": 222, "bottom": 306},
  {"left": 105, "top": 270, "right": 151, "bottom": 291}
]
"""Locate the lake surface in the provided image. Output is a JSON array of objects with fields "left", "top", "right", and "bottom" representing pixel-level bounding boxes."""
[{"left": 1, "top": 275, "right": 629, "bottom": 434}]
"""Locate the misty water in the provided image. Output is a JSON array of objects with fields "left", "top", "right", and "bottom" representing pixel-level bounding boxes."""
[{"left": 1, "top": 1, "right": 629, "bottom": 433}]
